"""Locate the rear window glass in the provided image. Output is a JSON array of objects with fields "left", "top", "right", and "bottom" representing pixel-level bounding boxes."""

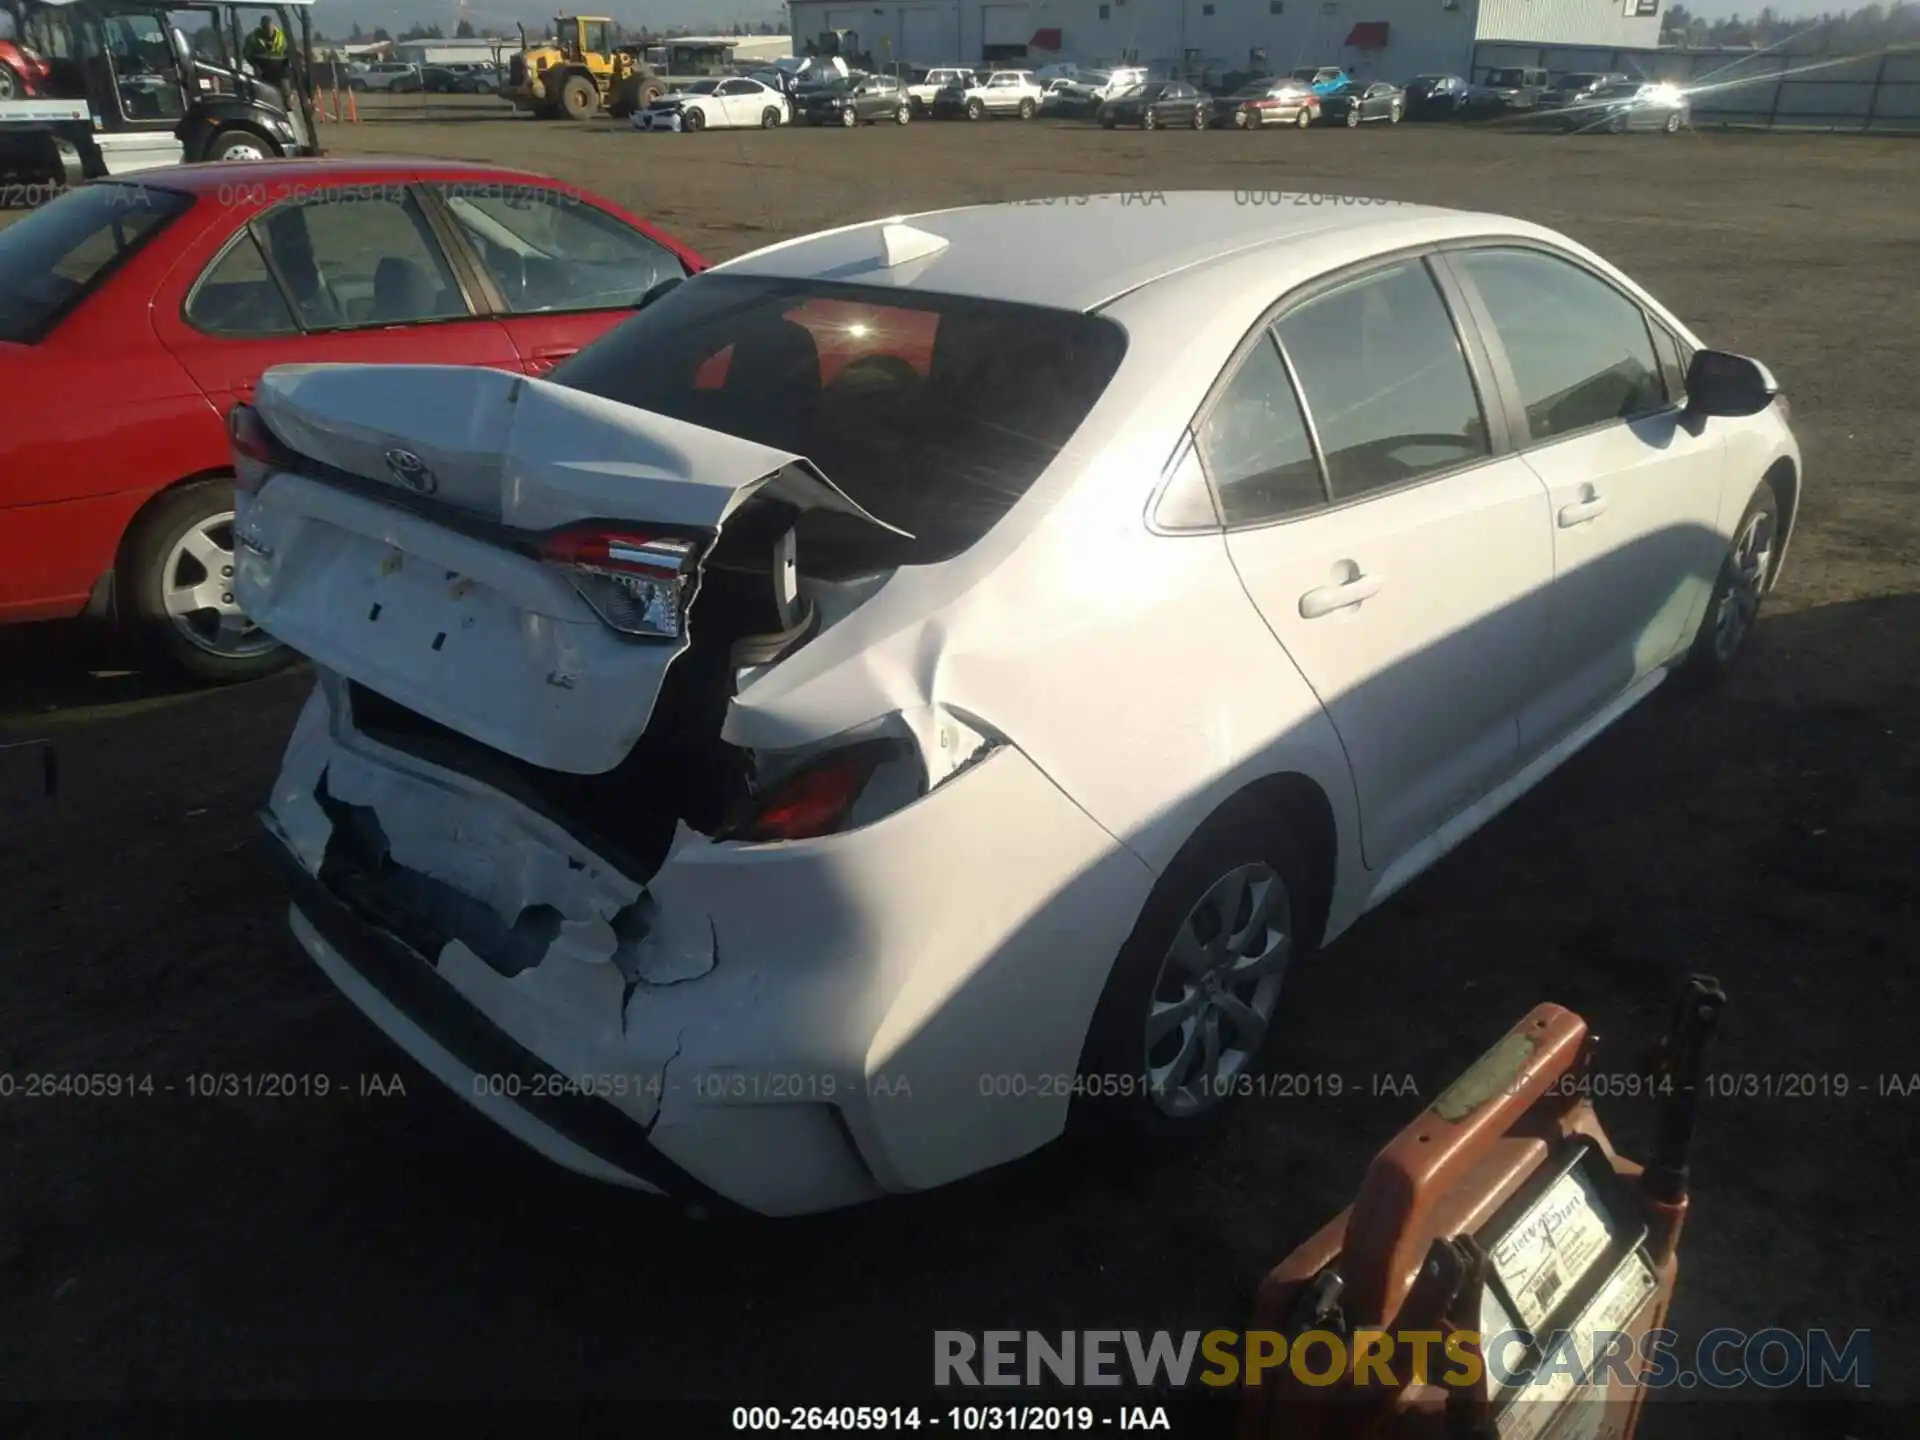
[
  {"left": 552, "top": 273, "right": 1127, "bottom": 571},
  {"left": 0, "top": 183, "right": 190, "bottom": 343}
]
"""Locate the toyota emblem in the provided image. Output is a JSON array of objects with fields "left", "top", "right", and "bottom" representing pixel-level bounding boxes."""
[{"left": 384, "top": 448, "right": 436, "bottom": 495}]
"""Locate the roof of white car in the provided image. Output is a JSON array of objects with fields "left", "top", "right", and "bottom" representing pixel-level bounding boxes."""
[{"left": 712, "top": 191, "right": 1518, "bottom": 312}]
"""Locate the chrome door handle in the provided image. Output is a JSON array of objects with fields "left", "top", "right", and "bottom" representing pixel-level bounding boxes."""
[
  {"left": 1558, "top": 495, "right": 1610, "bottom": 527},
  {"left": 1299, "top": 572, "right": 1384, "bottom": 619}
]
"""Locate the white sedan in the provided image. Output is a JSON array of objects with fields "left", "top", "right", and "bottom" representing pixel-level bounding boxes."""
[
  {"left": 634, "top": 75, "right": 789, "bottom": 131},
  {"left": 231, "top": 195, "right": 1800, "bottom": 1216}
]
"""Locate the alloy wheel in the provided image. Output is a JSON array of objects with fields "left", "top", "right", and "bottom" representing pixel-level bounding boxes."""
[
  {"left": 161, "top": 512, "right": 277, "bottom": 659},
  {"left": 1712, "top": 510, "right": 1775, "bottom": 662},
  {"left": 1144, "top": 862, "right": 1292, "bottom": 1118}
]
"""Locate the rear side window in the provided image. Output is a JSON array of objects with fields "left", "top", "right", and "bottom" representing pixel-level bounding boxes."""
[
  {"left": 186, "top": 231, "right": 299, "bottom": 336},
  {"left": 1453, "top": 247, "right": 1667, "bottom": 441},
  {"left": 0, "top": 183, "right": 190, "bottom": 343},
  {"left": 552, "top": 273, "right": 1127, "bottom": 571},
  {"left": 1198, "top": 333, "right": 1324, "bottom": 525},
  {"left": 1275, "top": 260, "right": 1489, "bottom": 502}
]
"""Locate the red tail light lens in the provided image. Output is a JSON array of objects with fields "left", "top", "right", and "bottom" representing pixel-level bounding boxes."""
[
  {"left": 537, "top": 527, "right": 699, "bottom": 640},
  {"left": 228, "top": 403, "right": 277, "bottom": 496},
  {"left": 734, "top": 740, "right": 916, "bottom": 843}
]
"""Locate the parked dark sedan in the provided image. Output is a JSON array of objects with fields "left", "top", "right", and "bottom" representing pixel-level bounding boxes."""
[
  {"left": 1098, "top": 81, "right": 1212, "bottom": 130},
  {"left": 1403, "top": 73, "right": 1470, "bottom": 118},
  {"left": 796, "top": 73, "right": 911, "bottom": 126},
  {"left": 1320, "top": 80, "right": 1405, "bottom": 127},
  {"left": 1552, "top": 80, "right": 1691, "bottom": 133}
]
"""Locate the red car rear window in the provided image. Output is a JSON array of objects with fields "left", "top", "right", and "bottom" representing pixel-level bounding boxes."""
[{"left": 0, "top": 182, "right": 190, "bottom": 343}]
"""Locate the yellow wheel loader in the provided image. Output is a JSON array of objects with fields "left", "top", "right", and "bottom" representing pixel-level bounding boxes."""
[{"left": 501, "top": 15, "right": 661, "bottom": 120}]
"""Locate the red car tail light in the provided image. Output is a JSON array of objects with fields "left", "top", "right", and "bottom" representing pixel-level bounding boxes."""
[
  {"left": 733, "top": 739, "right": 918, "bottom": 843},
  {"left": 536, "top": 527, "right": 700, "bottom": 640}
]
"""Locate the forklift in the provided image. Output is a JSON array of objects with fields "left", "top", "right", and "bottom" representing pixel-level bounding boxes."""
[{"left": 0, "top": 0, "right": 319, "bottom": 185}]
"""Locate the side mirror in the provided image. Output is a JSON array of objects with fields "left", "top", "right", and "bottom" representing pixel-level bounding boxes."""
[
  {"left": 1684, "top": 349, "right": 1779, "bottom": 419},
  {"left": 637, "top": 275, "right": 684, "bottom": 310}
]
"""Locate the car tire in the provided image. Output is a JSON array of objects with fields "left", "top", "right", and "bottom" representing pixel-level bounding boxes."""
[
  {"left": 684, "top": 106, "right": 705, "bottom": 132},
  {"left": 1072, "top": 806, "right": 1312, "bottom": 1145},
  {"left": 1390, "top": 102, "right": 1403, "bottom": 122},
  {"left": 0, "top": 61, "right": 20, "bottom": 100},
  {"left": 349, "top": 78, "right": 367, "bottom": 91},
  {"left": 1665, "top": 111, "right": 1682, "bottom": 133},
  {"left": 1345, "top": 105, "right": 1361, "bottom": 128},
  {"left": 840, "top": 106, "right": 856, "bottom": 127},
  {"left": 118, "top": 478, "right": 295, "bottom": 686},
  {"left": 1142, "top": 108, "right": 1157, "bottom": 129},
  {"left": 1296, "top": 107, "right": 1312, "bottom": 129},
  {"left": 1190, "top": 104, "right": 1206, "bottom": 129},
  {"left": 896, "top": 102, "right": 911, "bottom": 124},
  {"left": 966, "top": 98, "right": 985, "bottom": 120},
  {"left": 558, "top": 73, "right": 597, "bottom": 121},
  {"left": 1608, "top": 111, "right": 1629, "bottom": 134},
  {"left": 1678, "top": 484, "right": 1781, "bottom": 688},
  {"left": 1018, "top": 97, "right": 1035, "bottom": 119},
  {"left": 762, "top": 106, "right": 781, "bottom": 128},
  {"left": 1234, "top": 107, "right": 1253, "bottom": 129},
  {"left": 207, "top": 128, "right": 274, "bottom": 162}
]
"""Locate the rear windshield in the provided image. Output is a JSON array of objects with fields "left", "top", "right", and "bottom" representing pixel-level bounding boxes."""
[
  {"left": 552, "top": 273, "right": 1128, "bottom": 571},
  {"left": 0, "top": 183, "right": 190, "bottom": 344}
]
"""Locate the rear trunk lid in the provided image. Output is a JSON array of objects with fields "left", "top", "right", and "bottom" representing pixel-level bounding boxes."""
[{"left": 236, "top": 363, "right": 906, "bottom": 777}]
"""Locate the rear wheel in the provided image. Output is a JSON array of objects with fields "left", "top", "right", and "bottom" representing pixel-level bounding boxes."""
[
  {"left": 1073, "top": 810, "right": 1310, "bottom": 1143},
  {"left": 1390, "top": 101, "right": 1403, "bottom": 122},
  {"left": 1018, "top": 97, "right": 1035, "bottom": 119},
  {"left": 762, "top": 106, "right": 781, "bottom": 128},
  {"left": 1142, "top": 108, "right": 1158, "bottom": 130},
  {"left": 1295, "top": 106, "right": 1311, "bottom": 129},
  {"left": 207, "top": 128, "right": 274, "bottom": 162},
  {"left": 1665, "top": 110, "right": 1682, "bottom": 133},
  {"left": 1345, "top": 105, "right": 1361, "bottom": 128},
  {"left": 120, "top": 479, "right": 294, "bottom": 685},
  {"left": 840, "top": 105, "right": 857, "bottom": 127},
  {"left": 896, "top": 102, "right": 911, "bottom": 124},
  {"left": 1234, "top": 106, "right": 1254, "bottom": 129},
  {"left": 1190, "top": 103, "right": 1206, "bottom": 129},
  {"left": 558, "top": 73, "right": 597, "bottom": 120}
]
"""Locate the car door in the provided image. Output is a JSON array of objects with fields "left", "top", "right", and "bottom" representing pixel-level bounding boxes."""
[
  {"left": 153, "top": 184, "right": 520, "bottom": 415},
  {"left": 93, "top": 7, "right": 190, "bottom": 171},
  {"left": 1366, "top": 82, "right": 1394, "bottom": 118},
  {"left": 1217, "top": 256, "right": 1554, "bottom": 870},
  {"left": 712, "top": 77, "right": 752, "bottom": 125},
  {"left": 1441, "top": 244, "right": 1728, "bottom": 756},
  {"left": 427, "top": 182, "right": 693, "bottom": 375}
]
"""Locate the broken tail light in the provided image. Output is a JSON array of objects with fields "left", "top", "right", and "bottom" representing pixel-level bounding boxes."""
[
  {"left": 537, "top": 527, "right": 700, "bottom": 641},
  {"left": 229, "top": 403, "right": 279, "bottom": 497},
  {"left": 732, "top": 739, "right": 922, "bottom": 843}
]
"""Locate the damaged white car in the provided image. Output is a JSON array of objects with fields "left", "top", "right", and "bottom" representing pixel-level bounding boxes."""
[{"left": 236, "top": 194, "right": 1800, "bottom": 1216}]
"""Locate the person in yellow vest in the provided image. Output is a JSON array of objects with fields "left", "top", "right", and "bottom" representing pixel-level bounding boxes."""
[{"left": 243, "top": 14, "right": 288, "bottom": 88}]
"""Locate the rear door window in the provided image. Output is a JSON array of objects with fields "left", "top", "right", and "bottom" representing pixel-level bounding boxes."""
[
  {"left": 1274, "top": 260, "right": 1490, "bottom": 502},
  {"left": 436, "top": 186, "right": 685, "bottom": 315},
  {"left": 0, "top": 182, "right": 190, "bottom": 343},
  {"left": 253, "top": 189, "right": 467, "bottom": 329},
  {"left": 185, "top": 230, "right": 299, "bottom": 335}
]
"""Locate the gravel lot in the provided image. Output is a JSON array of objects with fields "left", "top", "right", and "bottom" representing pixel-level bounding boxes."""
[{"left": 1, "top": 100, "right": 1915, "bottom": 1431}]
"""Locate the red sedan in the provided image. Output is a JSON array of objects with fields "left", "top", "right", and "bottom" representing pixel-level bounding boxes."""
[{"left": 0, "top": 157, "right": 706, "bottom": 681}]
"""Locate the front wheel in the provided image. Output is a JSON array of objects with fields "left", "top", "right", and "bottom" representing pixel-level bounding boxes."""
[
  {"left": 1142, "top": 108, "right": 1158, "bottom": 130},
  {"left": 119, "top": 479, "right": 294, "bottom": 685},
  {"left": 840, "top": 106, "right": 857, "bottom": 127},
  {"left": 1190, "top": 104, "right": 1206, "bottom": 129},
  {"left": 0, "top": 61, "right": 20, "bottom": 100},
  {"left": 558, "top": 73, "right": 597, "bottom": 121},
  {"left": 207, "top": 128, "right": 273, "bottom": 162},
  {"left": 1295, "top": 106, "right": 1311, "bottom": 129},
  {"left": 1234, "top": 107, "right": 1254, "bottom": 129},
  {"left": 1665, "top": 110, "right": 1682, "bottom": 133},
  {"left": 1072, "top": 811, "right": 1308, "bottom": 1143},
  {"left": 1345, "top": 105, "right": 1361, "bottom": 128},
  {"left": 684, "top": 106, "right": 705, "bottom": 132},
  {"left": 1390, "top": 102, "right": 1403, "bottom": 123},
  {"left": 966, "top": 98, "right": 985, "bottom": 120},
  {"left": 1680, "top": 485, "right": 1781, "bottom": 686}
]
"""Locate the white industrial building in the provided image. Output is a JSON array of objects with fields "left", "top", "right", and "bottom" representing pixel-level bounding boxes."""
[
  {"left": 791, "top": 0, "right": 1663, "bottom": 79},
  {"left": 391, "top": 37, "right": 510, "bottom": 66}
]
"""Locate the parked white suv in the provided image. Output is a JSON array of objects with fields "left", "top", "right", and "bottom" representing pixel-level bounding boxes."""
[
  {"left": 350, "top": 61, "right": 421, "bottom": 92},
  {"left": 949, "top": 68, "right": 1045, "bottom": 120},
  {"left": 907, "top": 66, "right": 977, "bottom": 114}
]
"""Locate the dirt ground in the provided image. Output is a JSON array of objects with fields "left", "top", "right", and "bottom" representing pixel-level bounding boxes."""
[{"left": 2, "top": 102, "right": 1916, "bottom": 1431}]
